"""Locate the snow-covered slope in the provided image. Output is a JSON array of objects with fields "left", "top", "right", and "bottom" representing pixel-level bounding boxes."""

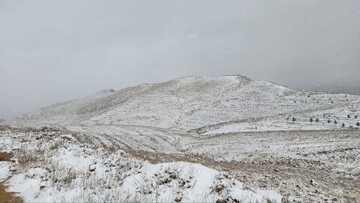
[
  {"left": 3, "top": 72, "right": 360, "bottom": 202},
  {"left": 12, "top": 75, "right": 360, "bottom": 133},
  {"left": 0, "top": 128, "right": 281, "bottom": 203}
]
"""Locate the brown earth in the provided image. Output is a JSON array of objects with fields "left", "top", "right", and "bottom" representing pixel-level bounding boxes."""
[
  {"left": 0, "top": 152, "right": 23, "bottom": 203},
  {"left": 0, "top": 152, "right": 12, "bottom": 162},
  {"left": 0, "top": 183, "right": 23, "bottom": 203}
]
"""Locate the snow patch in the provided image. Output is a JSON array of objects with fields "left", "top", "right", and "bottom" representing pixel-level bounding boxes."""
[
  {"left": 120, "top": 162, "right": 281, "bottom": 202},
  {"left": 0, "top": 162, "right": 11, "bottom": 181}
]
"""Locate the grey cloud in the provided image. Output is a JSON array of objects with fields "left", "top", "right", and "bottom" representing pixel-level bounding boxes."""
[{"left": 0, "top": 0, "right": 359, "bottom": 119}]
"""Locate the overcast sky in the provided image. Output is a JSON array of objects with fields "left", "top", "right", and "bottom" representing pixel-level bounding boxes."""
[{"left": 0, "top": 0, "right": 359, "bottom": 119}]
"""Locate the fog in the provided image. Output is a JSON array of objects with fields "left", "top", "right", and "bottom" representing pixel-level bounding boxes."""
[{"left": 0, "top": 0, "right": 359, "bottom": 119}]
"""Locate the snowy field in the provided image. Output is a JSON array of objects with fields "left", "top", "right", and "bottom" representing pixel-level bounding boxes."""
[
  {"left": 1, "top": 76, "right": 360, "bottom": 202},
  {"left": 0, "top": 126, "right": 281, "bottom": 203},
  {"left": 1, "top": 126, "right": 359, "bottom": 202}
]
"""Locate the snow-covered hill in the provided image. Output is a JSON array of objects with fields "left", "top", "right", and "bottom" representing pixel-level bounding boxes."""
[
  {"left": 12, "top": 75, "right": 360, "bottom": 133},
  {"left": 3, "top": 75, "right": 360, "bottom": 202}
]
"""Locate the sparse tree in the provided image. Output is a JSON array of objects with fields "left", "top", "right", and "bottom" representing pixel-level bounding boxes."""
[
  {"left": 315, "top": 118, "right": 319, "bottom": 122},
  {"left": 327, "top": 119, "right": 331, "bottom": 123},
  {"left": 355, "top": 115, "right": 358, "bottom": 119},
  {"left": 310, "top": 117, "right": 313, "bottom": 123},
  {"left": 347, "top": 114, "right": 351, "bottom": 119},
  {"left": 334, "top": 120, "right": 337, "bottom": 125},
  {"left": 356, "top": 122, "right": 360, "bottom": 127},
  {"left": 342, "top": 123, "right": 345, "bottom": 128},
  {"left": 292, "top": 117, "right": 296, "bottom": 123}
]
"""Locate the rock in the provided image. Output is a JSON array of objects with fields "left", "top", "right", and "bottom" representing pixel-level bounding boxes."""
[
  {"left": 169, "top": 174, "right": 177, "bottom": 179},
  {"left": 39, "top": 181, "right": 46, "bottom": 190},
  {"left": 214, "top": 184, "right": 225, "bottom": 193},
  {"left": 61, "top": 134, "right": 73, "bottom": 141},
  {"left": 310, "top": 179, "right": 317, "bottom": 186},
  {"left": 232, "top": 198, "right": 240, "bottom": 203},
  {"left": 89, "top": 164, "right": 96, "bottom": 172},
  {"left": 175, "top": 196, "right": 182, "bottom": 202},
  {"left": 293, "top": 197, "right": 303, "bottom": 202}
]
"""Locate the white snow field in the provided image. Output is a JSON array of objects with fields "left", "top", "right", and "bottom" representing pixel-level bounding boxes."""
[{"left": 1, "top": 75, "right": 360, "bottom": 202}]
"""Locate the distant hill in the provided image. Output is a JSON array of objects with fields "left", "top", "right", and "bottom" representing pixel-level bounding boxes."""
[{"left": 11, "top": 75, "right": 360, "bottom": 133}]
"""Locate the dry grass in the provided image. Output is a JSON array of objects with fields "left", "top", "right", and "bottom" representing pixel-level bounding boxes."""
[
  {"left": 16, "top": 149, "right": 42, "bottom": 169},
  {"left": 49, "top": 139, "right": 65, "bottom": 150},
  {"left": 0, "top": 152, "right": 12, "bottom": 162}
]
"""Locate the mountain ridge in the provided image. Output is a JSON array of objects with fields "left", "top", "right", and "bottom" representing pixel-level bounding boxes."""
[{"left": 10, "top": 75, "right": 360, "bottom": 133}]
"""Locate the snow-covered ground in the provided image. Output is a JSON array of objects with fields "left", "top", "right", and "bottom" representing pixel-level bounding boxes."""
[
  {"left": 2, "top": 76, "right": 360, "bottom": 202},
  {"left": 1, "top": 125, "right": 359, "bottom": 202},
  {"left": 0, "top": 127, "right": 281, "bottom": 202}
]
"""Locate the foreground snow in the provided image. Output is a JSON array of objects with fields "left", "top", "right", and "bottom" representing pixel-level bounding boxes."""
[
  {"left": 0, "top": 128, "right": 281, "bottom": 203},
  {"left": 6, "top": 161, "right": 280, "bottom": 202},
  {"left": 0, "top": 162, "right": 11, "bottom": 181},
  {"left": 120, "top": 162, "right": 281, "bottom": 202}
]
